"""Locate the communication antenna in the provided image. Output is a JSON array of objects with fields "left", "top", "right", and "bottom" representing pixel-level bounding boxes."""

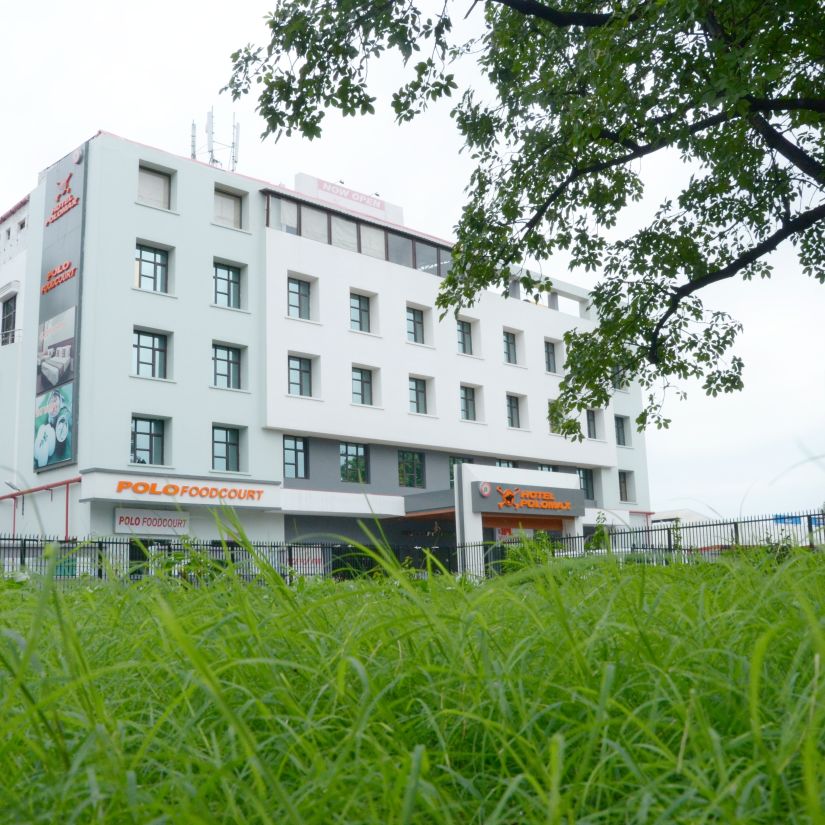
[
  {"left": 206, "top": 108, "right": 216, "bottom": 166},
  {"left": 231, "top": 118, "right": 241, "bottom": 172},
  {"left": 190, "top": 122, "right": 197, "bottom": 160}
]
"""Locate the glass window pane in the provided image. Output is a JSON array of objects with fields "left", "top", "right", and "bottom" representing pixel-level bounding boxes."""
[
  {"left": 438, "top": 249, "right": 453, "bottom": 278},
  {"left": 331, "top": 215, "right": 358, "bottom": 252},
  {"left": 215, "top": 191, "right": 242, "bottom": 228},
  {"left": 270, "top": 196, "right": 299, "bottom": 234},
  {"left": 360, "top": 224, "right": 385, "bottom": 259},
  {"left": 414, "top": 242, "right": 438, "bottom": 274},
  {"left": 387, "top": 233, "right": 413, "bottom": 267},
  {"left": 300, "top": 206, "right": 328, "bottom": 243}
]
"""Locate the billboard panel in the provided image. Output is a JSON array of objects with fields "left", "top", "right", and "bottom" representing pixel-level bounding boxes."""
[{"left": 34, "top": 145, "right": 87, "bottom": 471}]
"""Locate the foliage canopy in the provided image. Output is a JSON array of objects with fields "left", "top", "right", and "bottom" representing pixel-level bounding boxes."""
[{"left": 226, "top": 0, "right": 825, "bottom": 435}]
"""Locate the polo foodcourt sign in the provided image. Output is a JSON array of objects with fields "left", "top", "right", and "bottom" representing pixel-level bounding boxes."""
[
  {"left": 114, "top": 508, "right": 190, "bottom": 536},
  {"left": 115, "top": 479, "right": 266, "bottom": 502},
  {"left": 471, "top": 481, "right": 585, "bottom": 517}
]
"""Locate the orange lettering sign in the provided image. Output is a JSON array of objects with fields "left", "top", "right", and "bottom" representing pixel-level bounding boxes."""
[{"left": 115, "top": 479, "right": 265, "bottom": 502}]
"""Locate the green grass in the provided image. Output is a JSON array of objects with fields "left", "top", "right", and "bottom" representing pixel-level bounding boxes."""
[{"left": 1, "top": 546, "right": 825, "bottom": 823}]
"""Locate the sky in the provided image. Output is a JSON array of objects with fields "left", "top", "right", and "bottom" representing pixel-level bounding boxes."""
[{"left": 1, "top": 1, "right": 823, "bottom": 518}]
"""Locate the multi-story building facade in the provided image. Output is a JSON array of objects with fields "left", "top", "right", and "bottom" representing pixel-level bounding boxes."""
[{"left": 0, "top": 132, "right": 650, "bottom": 547}]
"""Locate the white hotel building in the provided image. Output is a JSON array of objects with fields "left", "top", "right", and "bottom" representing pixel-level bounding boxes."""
[{"left": 0, "top": 132, "right": 651, "bottom": 546}]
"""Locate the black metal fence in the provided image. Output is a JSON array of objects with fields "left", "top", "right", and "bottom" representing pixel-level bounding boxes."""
[{"left": 1, "top": 510, "right": 823, "bottom": 586}]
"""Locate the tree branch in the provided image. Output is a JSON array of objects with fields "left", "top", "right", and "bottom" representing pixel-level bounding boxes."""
[
  {"left": 522, "top": 111, "right": 729, "bottom": 234},
  {"left": 490, "top": 0, "right": 614, "bottom": 27},
  {"left": 747, "top": 112, "right": 825, "bottom": 183},
  {"left": 747, "top": 97, "right": 825, "bottom": 115},
  {"left": 647, "top": 201, "right": 825, "bottom": 363}
]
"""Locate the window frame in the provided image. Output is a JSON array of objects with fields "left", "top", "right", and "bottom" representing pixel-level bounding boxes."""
[
  {"left": 131, "top": 416, "right": 165, "bottom": 465},
  {"left": 578, "top": 468, "right": 595, "bottom": 500},
  {"left": 586, "top": 409, "right": 598, "bottom": 439},
  {"left": 137, "top": 166, "right": 171, "bottom": 210},
  {"left": 212, "top": 425, "right": 241, "bottom": 472},
  {"left": 288, "top": 355, "right": 312, "bottom": 397},
  {"left": 287, "top": 277, "right": 311, "bottom": 320},
  {"left": 339, "top": 442, "right": 369, "bottom": 483},
  {"left": 214, "top": 188, "right": 243, "bottom": 229},
  {"left": 1, "top": 294, "right": 17, "bottom": 345},
  {"left": 503, "top": 330, "right": 518, "bottom": 364},
  {"left": 132, "top": 330, "right": 168, "bottom": 379},
  {"left": 615, "top": 415, "right": 629, "bottom": 447},
  {"left": 406, "top": 306, "right": 425, "bottom": 344},
  {"left": 213, "top": 262, "right": 241, "bottom": 308},
  {"left": 409, "top": 376, "right": 427, "bottom": 414},
  {"left": 398, "top": 449, "right": 425, "bottom": 488},
  {"left": 544, "top": 340, "right": 557, "bottom": 373},
  {"left": 460, "top": 385, "right": 476, "bottom": 421},
  {"left": 457, "top": 319, "right": 473, "bottom": 355},
  {"left": 350, "top": 292, "right": 371, "bottom": 332},
  {"left": 213, "top": 344, "right": 242, "bottom": 389},
  {"left": 352, "top": 367, "right": 373, "bottom": 406},
  {"left": 449, "top": 455, "right": 473, "bottom": 489},
  {"left": 283, "top": 435, "right": 309, "bottom": 479},
  {"left": 506, "top": 394, "right": 521, "bottom": 428},
  {"left": 135, "top": 244, "right": 169, "bottom": 293}
]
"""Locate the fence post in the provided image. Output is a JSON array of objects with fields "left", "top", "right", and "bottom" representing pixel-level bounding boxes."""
[
  {"left": 19, "top": 538, "right": 26, "bottom": 570},
  {"left": 97, "top": 541, "right": 104, "bottom": 579},
  {"left": 667, "top": 528, "right": 673, "bottom": 554},
  {"left": 807, "top": 514, "right": 815, "bottom": 550},
  {"left": 733, "top": 522, "right": 740, "bottom": 547}
]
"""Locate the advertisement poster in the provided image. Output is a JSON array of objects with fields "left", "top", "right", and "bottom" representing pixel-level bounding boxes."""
[
  {"left": 34, "top": 383, "right": 74, "bottom": 469},
  {"left": 33, "top": 144, "right": 87, "bottom": 471},
  {"left": 36, "top": 305, "right": 76, "bottom": 393}
]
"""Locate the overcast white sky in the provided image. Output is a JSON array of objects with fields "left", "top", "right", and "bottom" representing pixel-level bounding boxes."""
[{"left": 2, "top": 1, "right": 823, "bottom": 517}]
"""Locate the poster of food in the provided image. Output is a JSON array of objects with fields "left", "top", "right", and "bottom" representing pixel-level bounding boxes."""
[
  {"left": 33, "top": 382, "right": 73, "bottom": 469},
  {"left": 36, "top": 306, "right": 76, "bottom": 393}
]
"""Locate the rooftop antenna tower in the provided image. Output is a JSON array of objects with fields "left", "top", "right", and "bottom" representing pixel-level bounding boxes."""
[
  {"left": 231, "top": 116, "right": 241, "bottom": 172},
  {"left": 190, "top": 122, "right": 197, "bottom": 160},
  {"left": 206, "top": 108, "right": 217, "bottom": 166}
]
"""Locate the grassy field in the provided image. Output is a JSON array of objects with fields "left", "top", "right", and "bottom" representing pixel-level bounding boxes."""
[{"left": 1, "top": 547, "right": 825, "bottom": 823}]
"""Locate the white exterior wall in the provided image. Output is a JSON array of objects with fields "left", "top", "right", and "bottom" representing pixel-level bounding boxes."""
[{"left": 0, "top": 132, "right": 651, "bottom": 540}]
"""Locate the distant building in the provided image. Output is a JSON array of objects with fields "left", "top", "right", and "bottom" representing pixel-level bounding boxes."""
[{"left": 0, "top": 132, "right": 651, "bottom": 549}]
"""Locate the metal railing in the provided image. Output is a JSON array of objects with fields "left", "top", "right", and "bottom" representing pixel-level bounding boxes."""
[{"left": 1, "top": 510, "right": 822, "bottom": 586}]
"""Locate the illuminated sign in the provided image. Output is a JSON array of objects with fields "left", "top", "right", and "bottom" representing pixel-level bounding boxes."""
[
  {"left": 471, "top": 482, "right": 585, "bottom": 517},
  {"left": 45, "top": 171, "right": 81, "bottom": 226}
]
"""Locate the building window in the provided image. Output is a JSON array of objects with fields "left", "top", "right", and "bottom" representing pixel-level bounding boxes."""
[
  {"left": 460, "top": 385, "right": 476, "bottom": 421},
  {"left": 135, "top": 245, "right": 169, "bottom": 293},
  {"left": 331, "top": 215, "right": 358, "bottom": 252},
  {"left": 586, "top": 409, "right": 598, "bottom": 439},
  {"left": 288, "top": 356, "right": 312, "bottom": 396},
  {"left": 360, "top": 224, "right": 386, "bottom": 259},
  {"left": 578, "top": 468, "right": 595, "bottom": 500},
  {"left": 1, "top": 294, "right": 16, "bottom": 345},
  {"left": 300, "top": 205, "right": 329, "bottom": 243},
  {"left": 284, "top": 436, "right": 308, "bottom": 479},
  {"left": 409, "top": 377, "right": 427, "bottom": 414},
  {"left": 352, "top": 367, "right": 373, "bottom": 405},
  {"left": 269, "top": 196, "right": 299, "bottom": 234},
  {"left": 132, "top": 330, "right": 167, "bottom": 378},
  {"left": 544, "top": 340, "right": 557, "bottom": 373},
  {"left": 415, "top": 242, "right": 438, "bottom": 274},
  {"left": 215, "top": 189, "right": 242, "bottom": 229},
  {"left": 131, "top": 417, "right": 164, "bottom": 465},
  {"left": 287, "top": 277, "right": 311, "bottom": 320},
  {"left": 213, "top": 426, "right": 240, "bottom": 472},
  {"left": 503, "top": 331, "right": 518, "bottom": 364},
  {"left": 138, "top": 166, "right": 171, "bottom": 210},
  {"left": 496, "top": 459, "right": 517, "bottom": 468},
  {"left": 213, "top": 345, "right": 242, "bottom": 389},
  {"left": 611, "top": 366, "right": 628, "bottom": 391},
  {"left": 406, "top": 306, "right": 424, "bottom": 344},
  {"left": 537, "top": 464, "right": 555, "bottom": 472},
  {"left": 619, "top": 470, "right": 633, "bottom": 502},
  {"left": 388, "top": 233, "right": 413, "bottom": 267},
  {"left": 506, "top": 394, "right": 521, "bottom": 428},
  {"left": 449, "top": 456, "right": 473, "bottom": 488},
  {"left": 457, "top": 320, "right": 473, "bottom": 355},
  {"left": 340, "top": 442, "right": 368, "bottom": 483},
  {"left": 350, "top": 293, "right": 371, "bottom": 332},
  {"left": 214, "top": 262, "right": 241, "bottom": 308},
  {"left": 398, "top": 450, "right": 425, "bottom": 488},
  {"left": 615, "top": 415, "right": 629, "bottom": 446}
]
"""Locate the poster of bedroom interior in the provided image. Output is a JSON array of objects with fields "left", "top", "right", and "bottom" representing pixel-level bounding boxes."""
[{"left": 36, "top": 306, "right": 76, "bottom": 394}]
